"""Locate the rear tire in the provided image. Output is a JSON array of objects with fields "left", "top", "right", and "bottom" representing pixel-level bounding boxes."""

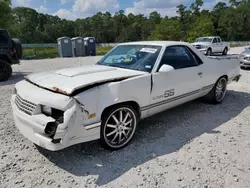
[
  {"left": 222, "top": 47, "right": 228, "bottom": 55},
  {"left": 203, "top": 77, "right": 228, "bottom": 104},
  {"left": 100, "top": 104, "right": 138, "bottom": 150},
  {"left": 0, "top": 60, "right": 12, "bottom": 82}
]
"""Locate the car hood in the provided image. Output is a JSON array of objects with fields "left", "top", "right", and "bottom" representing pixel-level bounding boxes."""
[
  {"left": 241, "top": 49, "right": 250, "bottom": 56},
  {"left": 25, "top": 64, "right": 146, "bottom": 95},
  {"left": 192, "top": 42, "right": 211, "bottom": 46}
]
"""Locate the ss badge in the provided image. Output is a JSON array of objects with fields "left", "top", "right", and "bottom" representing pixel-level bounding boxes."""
[
  {"left": 164, "top": 89, "right": 175, "bottom": 98},
  {"left": 153, "top": 89, "right": 175, "bottom": 100}
]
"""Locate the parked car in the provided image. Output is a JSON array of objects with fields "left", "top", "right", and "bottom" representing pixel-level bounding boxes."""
[
  {"left": 11, "top": 41, "right": 241, "bottom": 151},
  {"left": 192, "top": 36, "right": 230, "bottom": 56},
  {"left": 239, "top": 46, "right": 250, "bottom": 68},
  {"left": 0, "top": 29, "right": 22, "bottom": 81}
]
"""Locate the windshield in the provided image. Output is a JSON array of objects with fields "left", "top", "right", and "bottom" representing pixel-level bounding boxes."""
[
  {"left": 97, "top": 44, "right": 162, "bottom": 72},
  {"left": 196, "top": 37, "right": 213, "bottom": 43}
]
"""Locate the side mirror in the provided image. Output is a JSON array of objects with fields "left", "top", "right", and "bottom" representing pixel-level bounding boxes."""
[{"left": 158, "top": 64, "right": 174, "bottom": 73}]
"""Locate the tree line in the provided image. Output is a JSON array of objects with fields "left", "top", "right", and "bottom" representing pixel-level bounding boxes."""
[{"left": 1, "top": 0, "right": 250, "bottom": 44}]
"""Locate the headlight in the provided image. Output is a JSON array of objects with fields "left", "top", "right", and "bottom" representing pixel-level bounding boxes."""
[
  {"left": 41, "top": 105, "right": 52, "bottom": 116},
  {"left": 239, "top": 54, "right": 245, "bottom": 58},
  {"left": 201, "top": 45, "right": 208, "bottom": 49},
  {"left": 41, "top": 105, "right": 64, "bottom": 123}
]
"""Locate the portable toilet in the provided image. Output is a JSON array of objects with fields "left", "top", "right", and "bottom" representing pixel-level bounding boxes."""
[
  {"left": 57, "top": 37, "right": 73, "bottom": 57},
  {"left": 71, "top": 37, "right": 86, "bottom": 57},
  {"left": 84, "top": 37, "right": 96, "bottom": 56}
]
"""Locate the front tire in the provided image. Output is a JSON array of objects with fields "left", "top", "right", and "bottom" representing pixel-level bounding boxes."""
[
  {"left": 206, "top": 48, "right": 212, "bottom": 56},
  {"left": 204, "top": 77, "right": 228, "bottom": 104},
  {"left": 0, "top": 60, "right": 12, "bottom": 82},
  {"left": 100, "top": 105, "right": 138, "bottom": 150}
]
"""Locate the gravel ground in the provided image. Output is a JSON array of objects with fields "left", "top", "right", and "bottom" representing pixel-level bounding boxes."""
[{"left": 1, "top": 47, "right": 250, "bottom": 188}]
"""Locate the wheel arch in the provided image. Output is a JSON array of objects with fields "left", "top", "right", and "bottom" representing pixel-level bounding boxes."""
[
  {"left": 215, "top": 75, "right": 228, "bottom": 85},
  {"left": 219, "top": 74, "right": 228, "bottom": 81},
  {"left": 101, "top": 101, "right": 141, "bottom": 121}
]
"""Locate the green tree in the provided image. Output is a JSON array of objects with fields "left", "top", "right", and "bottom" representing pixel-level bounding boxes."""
[
  {"left": 187, "top": 16, "right": 216, "bottom": 42},
  {"left": 12, "top": 7, "right": 39, "bottom": 42},
  {"left": 190, "top": 0, "right": 204, "bottom": 15},
  {"left": 176, "top": 4, "right": 192, "bottom": 41},
  {"left": 148, "top": 19, "right": 181, "bottom": 41},
  {"left": 149, "top": 11, "right": 161, "bottom": 24},
  {"left": 0, "top": 0, "right": 12, "bottom": 29},
  {"left": 2, "top": 0, "right": 250, "bottom": 44}
]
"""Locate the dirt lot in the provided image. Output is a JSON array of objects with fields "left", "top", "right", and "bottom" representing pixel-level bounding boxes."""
[{"left": 1, "top": 48, "right": 250, "bottom": 188}]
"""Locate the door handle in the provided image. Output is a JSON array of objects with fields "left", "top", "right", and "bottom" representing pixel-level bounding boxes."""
[{"left": 198, "top": 72, "right": 203, "bottom": 76}]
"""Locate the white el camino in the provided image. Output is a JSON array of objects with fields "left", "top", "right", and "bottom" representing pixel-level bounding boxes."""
[{"left": 11, "top": 41, "right": 241, "bottom": 151}]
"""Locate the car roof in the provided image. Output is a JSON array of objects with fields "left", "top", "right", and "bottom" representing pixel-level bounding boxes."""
[
  {"left": 198, "top": 36, "right": 220, "bottom": 38},
  {"left": 118, "top": 40, "right": 191, "bottom": 47}
]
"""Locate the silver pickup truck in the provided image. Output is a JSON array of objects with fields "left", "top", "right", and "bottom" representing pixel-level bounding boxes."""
[{"left": 192, "top": 36, "right": 230, "bottom": 56}]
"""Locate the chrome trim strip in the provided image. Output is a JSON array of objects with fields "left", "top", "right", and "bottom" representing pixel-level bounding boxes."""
[
  {"left": 141, "top": 89, "right": 200, "bottom": 111},
  {"left": 85, "top": 122, "right": 101, "bottom": 130}
]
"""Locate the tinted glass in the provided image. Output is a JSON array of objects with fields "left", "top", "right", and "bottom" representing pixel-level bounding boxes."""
[
  {"left": 159, "top": 46, "right": 198, "bottom": 70},
  {"left": 0, "top": 31, "right": 8, "bottom": 45},
  {"left": 213, "top": 38, "right": 218, "bottom": 43},
  {"left": 196, "top": 37, "right": 213, "bottom": 42}
]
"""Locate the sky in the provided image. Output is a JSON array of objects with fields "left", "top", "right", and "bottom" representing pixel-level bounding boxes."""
[{"left": 11, "top": 0, "right": 223, "bottom": 20}]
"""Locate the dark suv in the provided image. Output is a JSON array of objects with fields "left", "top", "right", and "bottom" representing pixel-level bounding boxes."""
[{"left": 0, "top": 29, "right": 22, "bottom": 81}]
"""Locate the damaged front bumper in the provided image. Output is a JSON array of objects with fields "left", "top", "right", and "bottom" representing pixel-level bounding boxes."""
[
  {"left": 11, "top": 81, "right": 101, "bottom": 151},
  {"left": 11, "top": 97, "right": 66, "bottom": 150}
]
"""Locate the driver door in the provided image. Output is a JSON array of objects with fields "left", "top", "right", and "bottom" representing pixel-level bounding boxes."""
[
  {"left": 212, "top": 38, "right": 219, "bottom": 52},
  {"left": 148, "top": 45, "right": 205, "bottom": 116}
]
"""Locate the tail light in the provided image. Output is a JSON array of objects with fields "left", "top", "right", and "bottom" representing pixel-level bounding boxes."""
[{"left": 13, "top": 48, "right": 17, "bottom": 54}]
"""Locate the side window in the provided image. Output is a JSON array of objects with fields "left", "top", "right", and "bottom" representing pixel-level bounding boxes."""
[
  {"left": 0, "top": 31, "right": 8, "bottom": 45},
  {"left": 217, "top": 38, "right": 221, "bottom": 43},
  {"left": 186, "top": 46, "right": 204, "bottom": 65},
  {"left": 213, "top": 38, "right": 218, "bottom": 43},
  {"left": 159, "top": 46, "right": 198, "bottom": 70}
]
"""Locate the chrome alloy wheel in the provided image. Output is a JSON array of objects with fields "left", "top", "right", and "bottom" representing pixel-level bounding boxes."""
[
  {"left": 103, "top": 107, "right": 137, "bottom": 149},
  {"left": 215, "top": 77, "right": 227, "bottom": 102}
]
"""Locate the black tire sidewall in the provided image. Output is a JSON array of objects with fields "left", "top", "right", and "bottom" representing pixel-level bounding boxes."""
[
  {"left": 223, "top": 48, "right": 228, "bottom": 55},
  {"left": 207, "top": 48, "right": 212, "bottom": 56},
  {"left": 0, "top": 60, "right": 12, "bottom": 82},
  {"left": 100, "top": 104, "right": 138, "bottom": 150}
]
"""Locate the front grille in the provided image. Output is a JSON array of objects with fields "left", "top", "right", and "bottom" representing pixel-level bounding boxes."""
[
  {"left": 15, "top": 94, "right": 37, "bottom": 115},
  {"left": 194, "top": 45, "right": 202, "bottom": 49}
]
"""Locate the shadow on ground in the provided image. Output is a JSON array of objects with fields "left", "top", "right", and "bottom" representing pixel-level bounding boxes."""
[
  {"left": 0, "top": 72, "right": 31, "bottom": 86},
  {"left": 38, "top": 89, "right": 250, "bottom": 186}
]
